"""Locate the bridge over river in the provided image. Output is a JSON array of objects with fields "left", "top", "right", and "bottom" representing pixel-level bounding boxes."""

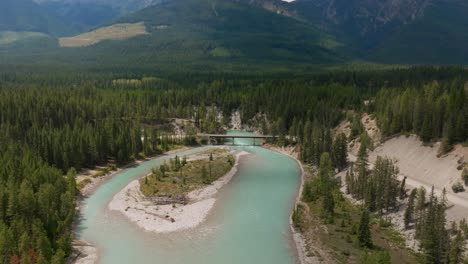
[{"left": 197, "top": 133, "right": 277, "bottom": 145}]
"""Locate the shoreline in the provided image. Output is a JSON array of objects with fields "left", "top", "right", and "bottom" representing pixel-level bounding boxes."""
[
  {"left": 108, "top": 150, "right": 250, "bottom": 233},
  {"left": 69, "top": 146, "right": 192, "bottom": 264},
  {"left": 78, "top": 147, "right": 192, "bottom": 198},
  {"left": 68, "top": 240, "right": 98, "bottom": 264},
  {"left": 70, "top": 144, "right": 305, "bottom": 264},
  {"left": 262, "top": 144, "right": 312, "bottom": 264}
]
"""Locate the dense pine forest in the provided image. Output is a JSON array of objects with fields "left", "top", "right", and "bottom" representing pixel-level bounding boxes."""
[
  {"left": 0, "top": 66, "right": 467, "bottom": 263},
  {"left": 375, "top": 81, "right": 467, "bottom": 152}
]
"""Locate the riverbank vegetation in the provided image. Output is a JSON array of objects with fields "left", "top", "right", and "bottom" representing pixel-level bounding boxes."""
[
  {"left": 295, "top": 125, "right": 468, "bottom": 263},
  {"left": 294, "top": 153, "right": 420, "bottom": 263},
  {"left": 0, "top": 66, "right": 466, "bottom": 263},
  {"left": 344, "top": 142, "right": 468, "bottom": 263},
  {"left": 140, "top": 149, "right": 235, "bottom": 198}
]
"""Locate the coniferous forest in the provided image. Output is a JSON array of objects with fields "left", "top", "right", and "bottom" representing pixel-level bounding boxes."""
[{"left": 0, "top": 66, "right": 467, "bottom": 263}]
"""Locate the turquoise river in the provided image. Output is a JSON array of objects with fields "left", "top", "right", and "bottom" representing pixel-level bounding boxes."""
[{"left": 77, "top": 132, "right": 301, "bottom": 264}]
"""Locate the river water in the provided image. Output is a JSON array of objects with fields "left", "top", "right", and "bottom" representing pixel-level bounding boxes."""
[{"left": 76, "top": 131, "right": 301, "bottom": 264}]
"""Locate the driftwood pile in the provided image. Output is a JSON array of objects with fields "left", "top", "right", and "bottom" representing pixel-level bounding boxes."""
[{"left": 145, "top": 195, "right": 188, "bottom": 205}]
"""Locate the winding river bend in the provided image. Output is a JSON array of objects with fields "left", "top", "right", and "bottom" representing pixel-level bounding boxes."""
[{"left": 77, "top": 132, "right": 301, "bottom": 264}]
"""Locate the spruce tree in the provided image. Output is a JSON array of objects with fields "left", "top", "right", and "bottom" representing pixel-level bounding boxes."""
[
  {"left": 332, "top": 133, "right": 348, "bottom": 171},
  {"left": 400, "top": 176, "right": 407, "bottom": 199},
  {"left": 420, "top": 117, "right": 432, "bottom": 142},
  {"left": 404, "top": 189, "right": 417, "bottom": 229},
  {"left": 318, "top": 153, "right": 335, "bottom": 221},
  {"left": 345, "top": 170, "right": 351, "bottom": 194},
  {"left": 416, "top": 187, "right": 427, "bottom": 220},
  {"left": 420, "top": 187, "right": 450, "bottom": 264},
  {"left": 449, "top": 229, "right": 465, "bottom": 264},
  {"left": 355, "top": 142, "right": 369, "bottom": 200},
  {"left": 358, "top": 208, "right": 372, "bottom": 248}
]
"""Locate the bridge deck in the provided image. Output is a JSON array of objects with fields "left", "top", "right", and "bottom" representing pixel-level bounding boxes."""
[{"left": 197, "top": 134, "right": 276, "bottom": 139}]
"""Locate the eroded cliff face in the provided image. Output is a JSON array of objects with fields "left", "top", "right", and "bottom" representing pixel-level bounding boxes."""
[
  {"left": 231, "top": 0, "right": 298, "bottom": 17},
  {"left": 249, "top": 0, "right": 298, "bottom": 17},
  {"left": 320, "top": 0, "right": 431, "bottom": 35},
  {"left": 237, "top": 0, "right": 432, "bottom": 35}
]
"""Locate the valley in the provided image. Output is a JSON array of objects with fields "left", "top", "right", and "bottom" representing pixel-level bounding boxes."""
[
  {"left": 0, "top": 68, "right": 465, "bottom": 264},
  {"left": 0, "top": 0, "right": 467, "bottom": 263}
]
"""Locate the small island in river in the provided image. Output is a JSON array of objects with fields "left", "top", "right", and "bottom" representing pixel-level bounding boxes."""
[{"left": 109, "top": 147, "right": 249, "bottom": 233}]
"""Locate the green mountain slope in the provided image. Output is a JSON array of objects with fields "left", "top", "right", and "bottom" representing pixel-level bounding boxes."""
[
  {"left": 0, "top": 0, "right": 343, "bottom": 71},
  {"left": 112, "top": 0, "right": 341, "bottom": 63},
  {"left": 2, "top": 0, "right": 468, "bottom": 68},
  {"left": 0, "top": 0, "right": 71, "bottom": 36},
  {"left": 293, "top": 0, "right": 468, "bottom": 64},
  {"left": 369, "top": 0, "right": 468, "bottom": 64}
]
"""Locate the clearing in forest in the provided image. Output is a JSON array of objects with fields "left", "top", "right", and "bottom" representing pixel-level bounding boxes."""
[
  {"left": 59, "top": 22, "right": 148, "bottom": 48},
  {"left": 0, "top": 31, "right": 49, "bottom": 45}
]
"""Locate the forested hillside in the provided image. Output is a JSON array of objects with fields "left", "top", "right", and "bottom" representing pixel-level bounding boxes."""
[
  {"left": 292, "top": 68, "right": 467, "bottom": 263},
  {"left": 2, "top": 0, "right": 468, "bottom": 67},
  {"left": 293, "top": 0, "right": 468, "bottom": 64},
  {"left": 0, "top": 0, "right": 342, "bottom": 70}
]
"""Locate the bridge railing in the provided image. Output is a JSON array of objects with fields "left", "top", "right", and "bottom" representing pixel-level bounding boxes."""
[{"left": 196, "top": 133, "right": 277, "bottom": 145}]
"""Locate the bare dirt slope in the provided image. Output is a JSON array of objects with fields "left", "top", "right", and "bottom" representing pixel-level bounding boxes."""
[
  {"left": 361, "top": 113, "right": 381, "bottom": 143},
  {"left": 334, "top": 120, "right": 351, "bottom": 138},
  {"left": 340, "top": 113, "right": 382, "bottom": 158},
  {"left": 368, "top": 135, "right": 467, "bottom": 221},
  {"left": 59, "top": 22, "right": 148, "bottom": 47},
  {"left": 370, "top": 135, "right": 465, "bottom": 190},
  {"left": 345, "top": 113, "right": 468, "bottom": 221}
]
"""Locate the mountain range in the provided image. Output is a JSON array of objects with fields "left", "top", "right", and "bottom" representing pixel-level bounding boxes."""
[
  {"left": 1, "top": 0, "right": 468, "bottom": 68},
  {"left": 293, "top": 0, "right": 468, "bottom": 64},
  {"left": 0, "top": 0, "right": 71, "bottom": 35}
]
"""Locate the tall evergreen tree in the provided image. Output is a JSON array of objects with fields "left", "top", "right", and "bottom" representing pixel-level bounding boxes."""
[
  {"left": 332, "top": 132, "right": 348, "bottom": 171},
  {"left": 404, "top": 189, "right": 417, "bottom": 229},
  {"left": 449, "top": 228, "right": 465, "bottom": 264},
  {"left": 358, "top": 208, "right": 372, "bottom": 248},
  {"left": 318, "top": 153, "right": 335, "bottom": 221}
]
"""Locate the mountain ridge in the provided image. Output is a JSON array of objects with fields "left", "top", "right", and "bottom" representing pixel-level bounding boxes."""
[
  {"left": 0, "top": 0, "right": 343, "bottom": 71},
  {"left": 2, "top": 0, "right": 468, "bottom": 67},
  {"left": 292, "top": 0, "right": 468, "bottom": 63},
  {"left": 0, "top": 0, "right": 72, "bottom": 36}
]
